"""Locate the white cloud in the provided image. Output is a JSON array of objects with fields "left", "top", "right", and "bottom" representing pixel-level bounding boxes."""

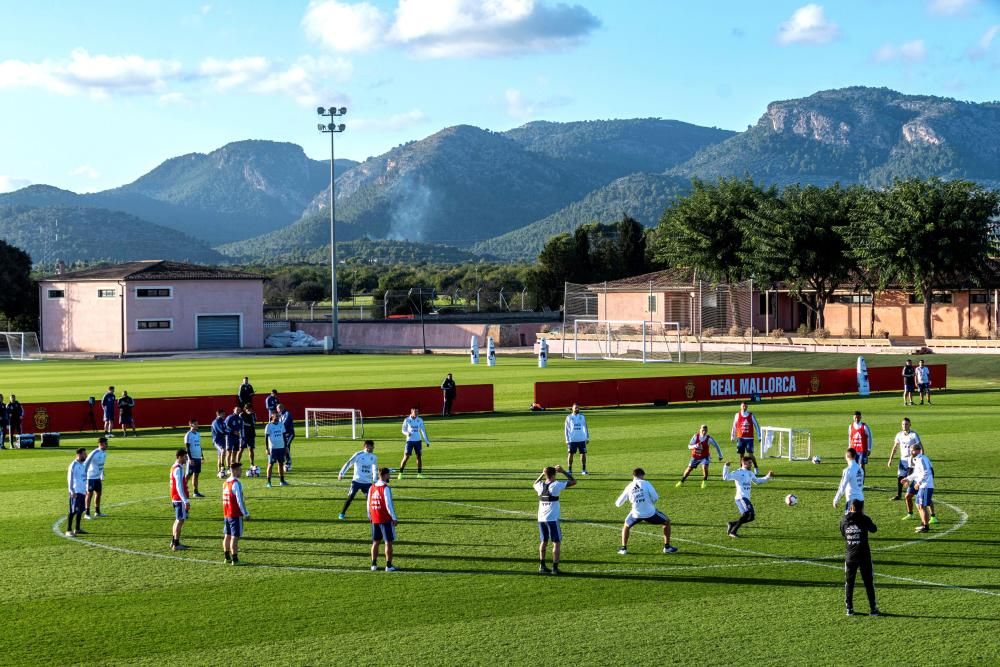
[
  {"left": 304, "top": 0, "right": 601, "bottom": 58},
  {"left": 199, "top": 56, "right": 271, "bottom": 90},
  {"left": 873, "top": 39, "right": 927, "bottom": 63},
  {"left": 246, "top": 56, "right": 353, "bottom": 107},
  {"left": 927, "top": 0, "right": 977, "bottom": 16},
  {"left": 70, "top": 165, "right": 101, "bottom": 180},
  {"left": 349, "top": 109, "right": 429, "bottom": 131},
  {"left": 504, "top": 87, "right": 571, "bottom": 119},
  {"left": 0, "top": 176, "right": 31, "bottom": 193},
  {"left": 777, "top": 4, "right": 839, "bottom": 45},
  {"left": 0, "top": 49, "right": 182, "bottom": 96},
  {"left": 968, "top": 24, "right": 1000, "bottom": 60}
]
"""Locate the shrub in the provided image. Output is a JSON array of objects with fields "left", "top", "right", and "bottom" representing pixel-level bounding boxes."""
[
  {"left": 814, "top": 327, "right": 830, "bottom": 339},
  {"left": 769, "top": 328, "right": 785, "bottom": 339},
  {"left": 744, "top": 327, "right": 759, "bottom": 337},
  {"left": 842, "top": 327, "right": 859, "bottom": 338},
  {"left": 728, "top": 325, "right": 742, "bottom": 337},
  {"left": 876, "top": 328, "right": 890, "bottom": 339},
  {"left": 963, "top": 326, "right": 981, "bottom": 340},
  {"left": 796, "top": 324, "right": 811, "bottom": 337},
  {"left": 702, "top": 327, "right": 717, "bottom": 339}
]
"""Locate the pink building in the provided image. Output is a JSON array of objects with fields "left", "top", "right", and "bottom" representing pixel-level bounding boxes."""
[{"left": 39, "top": 261, "right": 265, "bottom": 354}]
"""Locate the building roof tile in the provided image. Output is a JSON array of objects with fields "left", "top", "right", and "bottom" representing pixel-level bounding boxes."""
[{"left": 42, "top": 260, "right": 265, "bottom": 282}]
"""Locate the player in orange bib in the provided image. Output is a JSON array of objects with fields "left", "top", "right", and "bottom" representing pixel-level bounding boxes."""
[
  {"left": 677, "top": 424, "right": 724, "bottom": 488},
  {"left": 730, "top": 402, "right": 761, "bottom": 475},
  {"left": 222, "top": 461, "right": 250, "bottom": 565},
  {"left": 848, "top": 411, "right": 873, "bottom": 472},
  {"left": 367, "top": 467, "right": 399, "bottom": 572},
  {"left": 169, "top": 449, "right": 190, "bottom": 552}
]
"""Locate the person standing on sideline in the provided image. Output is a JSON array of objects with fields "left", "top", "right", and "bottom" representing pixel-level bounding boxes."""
[
  {"left": 278, "top": 403, "right": 295, "bottom": 471},
  {"left": 264, "top": 413, "right": 288, "bottom": 488},
  {"left": 101, "top": 386, "right": 116, "bottom": 437},
  {"left": 617, "top": 468, "right": 678, "bottom": 555},
  {"left": 224, "top": 406, "right": 244, "bottom": 471},
  {"left": 916, "top": 360, "right": 932, "bottom": 405},
  {"left": 841, "top": 499, "right": 879, "bottom": 616},
  {"left": 118, "top": 390, "right": 136, "bottom": 437},
  {"left": 887, "top": 418, "right": 920, "bottom": 501},
  {"left": 170, "top": 449, "right": 191, "bottom": 551},
  {"left": 848, "top": 410, "right": 873, "bottom": 472},
  {"left": 902, "top": 359, "right": 916, "bottom": 406},
  {"left": 730, "top": 401, "right": 761, "bottom": 474},
  {"left": 367, "top": 467, "right": 399, "bottom": 571},
  {"left": 211, "top": 408, "right": 229, "bottom": 478},
  {"left": 398, "top": 407, "right": 431, "bottom": 480},
  {"left": 184, "top": 419, "right": 205, "bottom": 498},
  {"left": 722, "top": 457, "right": 773, "bottom": 537},
  {"left": 6, "top": 395, "right": 22, "bottom": 447},
  {"left": 677, "top": 424, "right": 724, "bottom": 488},
  {"left": 564, "top": 403, "right": 589, "bottom": 475},
  {"left": 222, "top": 461, "right": 250, "bottom": 565},
  {"left": 338, "top": 440, "right": 378, "bottom": 520},
  {"left": 265, "top": 389, "right": 280, "bottom": 417},
  {"left": 66, "top": 448, "right": 88, "bottom": 537},
  {"left": 237, "top": 376, "right": 255, "bottom": 409},
  {"left": 0, "top": 393, "right": 8, "bottom": 449},
  {"left": 240, "top": 404, "right": 257, "bottom": 469},
  {"left": 83, "top": 437, "right": 109, "bottom": 519},
  {"left": 905, "top": 443, "right": 936, "bottom": 533},
  {"left": 833, "top": 449, "right": 865, "bottom": 513},
  {"left": 440, "top": 373, "right": 457, "bottom": 416},
  {"left": 533, "top": 465, "right": 576, "bottom": 574}
]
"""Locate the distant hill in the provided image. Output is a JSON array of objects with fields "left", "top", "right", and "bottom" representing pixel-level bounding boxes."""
[
  {"left": 671, "top": 87, "right": 1000, "bottom": 188},
  {"left": 277, "top": 237, "right": 493, "bottom": 265},
  {"left": 0, "top": 205, "right": 223, "bottom": 264},
  {"left": 473, "top": 174, "right": 691, "bottom": 260}
]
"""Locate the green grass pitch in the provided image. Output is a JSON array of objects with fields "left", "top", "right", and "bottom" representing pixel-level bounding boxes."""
[{"left": 1, "top": 352, "right": 999, "bottom": 666}]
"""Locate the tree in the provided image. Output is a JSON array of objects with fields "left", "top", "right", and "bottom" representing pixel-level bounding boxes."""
[
  {"left": 0, "top": 240, "right": 34, "bottom": 329},
  {"left": 531, "top": 233, "right": 578, "bottom": 308},
  {"left": 293, "top": 281, "right": 327, "bottom": 302},
  {"left": 616, "top": 214, "right": 647, "bottom": 276},
  {"left": 854, "top": 178, "right": 1000, "bottom": 338}
]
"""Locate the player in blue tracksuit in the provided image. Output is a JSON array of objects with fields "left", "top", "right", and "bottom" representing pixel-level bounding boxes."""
[
  {"left": 278, "top": 403, "right": 295, "bottom": 470},
  {"left": 265, "top": 390, "right": 280, "bottom": 416},
  {"left": 224, "top": 406, "right": 244, "bottom": 470},
  {"left": 211, "top": 409, "right": 229, "bottom": 477}
]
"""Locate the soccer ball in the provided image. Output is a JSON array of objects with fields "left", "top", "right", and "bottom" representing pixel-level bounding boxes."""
[
  {"left": 811, "top": 456, "right": 822, "bottom": 464},
  {"left": 785, "top": 494, "right": 798, "bottom": 506},
  {"left": 245, "top": 466, "right": 260, "bottom": 478},
  {"left": 217, "top": 469, "right": 227, "bottom": 479}
]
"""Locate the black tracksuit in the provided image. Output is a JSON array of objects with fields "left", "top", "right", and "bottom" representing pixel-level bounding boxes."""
[{"left": 840, "top": 511, "right": 878, "bottom": 612}]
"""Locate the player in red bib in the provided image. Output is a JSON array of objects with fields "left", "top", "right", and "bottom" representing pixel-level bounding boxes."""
[
  {"left": 367, "top": 467, "right": 399, "bottom": 572},
  {"left": 730, "top": 402, "right": 761, "bottom": 474},
  {"left": 848, "top": 410, "right": 873, "bottom": 471},
  {"left": 222, "top": 461, "right": 250, "bottom": 565},
  {"left": 169, "top": 449, "right": 190, "bottom": 552},
  {"left": 677, "top": 424, "right": 724, "bottom": 488}
]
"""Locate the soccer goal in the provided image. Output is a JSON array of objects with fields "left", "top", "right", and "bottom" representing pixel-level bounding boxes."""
[
  {"left": 0, "top": 332, "right": 42, "bottom": 361},
  {"left": 572, "top": 319, "right": 681, "bottom": 363},
  {"left": 304, "top": 408, "right": 364, "bottom": 439},
  {"left": 761, "top": 427, "right": 812, "bottom": 461}
]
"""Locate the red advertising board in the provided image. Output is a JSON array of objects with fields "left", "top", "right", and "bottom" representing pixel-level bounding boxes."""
[
  {"left": 18, "top": 384, "right": 494, "bottom": 435},
  {"left": 533, "top": 365, "right": 946, "bottom": 409}
]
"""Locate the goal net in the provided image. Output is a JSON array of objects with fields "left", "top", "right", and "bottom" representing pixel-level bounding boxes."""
[
  {"left": 304, "top": 408, "right": 364, "bottom": 439},
  {"left": 761, "top": 427, "right": 812, "bottom": 461},
  {"left": 0, "top": 332, "right": 42, "bottom": 361},
  {"left": 572, "top": 319, "right": 681, "bottom": 362}
]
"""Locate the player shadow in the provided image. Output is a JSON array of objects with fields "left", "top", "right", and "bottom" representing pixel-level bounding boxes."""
[
  {"left": 880, "top": 612, "right": 1000, "bottom": 621},
  {"left": 875, "top": 558, "right": 998, "bottom": 570}
]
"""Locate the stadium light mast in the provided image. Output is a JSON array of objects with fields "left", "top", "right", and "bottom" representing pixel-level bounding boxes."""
[{"left": 317, "top": 106, "right": 347, "bottom": 350}]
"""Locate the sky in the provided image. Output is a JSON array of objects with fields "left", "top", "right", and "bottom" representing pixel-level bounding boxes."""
[{"left": 1, "top": 0, "right": 999, "bottom": 193}]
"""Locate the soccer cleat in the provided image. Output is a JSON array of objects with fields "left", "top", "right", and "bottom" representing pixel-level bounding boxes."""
[
  {"left": 726, "top": 521, "right": 737, "bottom": 536},
  {"left": 266, "top": 482, "right": 272, "bottom": 488},
  {"left": 194, "top": 492, "right": 205, "bottom": 498},
  {"left": 581, "top": 470, "right": 588, "bottom": 476},
  {"left": 539, "top": 564, "right": 551, "bottom": 574},
  {"left": 915, "top": 525, "right": 929, "bottom": 533},
  {"left": 172, "top": 543, "right": 189, "bottom": 551},
  {"left": 397, "top": 473, "right": 404, "bottom": 480},
  {"left": 64, "top": 530, "right": 75, "bottom": 537},
  {"left": 700, "top": 480, "right": 707, "bottom": 489},
  {"left": 846, "top": 609, "right": 856, "bottom": 617},
  {"left": 371, "top": 565, "right": 378, "bottom": 571},
  {"left": 901, "top": 513, "right": 913, "bottom": 520},
  {"left": 890, "top": 496, "right": 900, "bottom": 501},
  {"left": 96, "top": 513, "right": 108, "bottom": 518},
  {"left": 551, "top": 565, "right": 560, "bottom": 576},
  {"left": 285, "top": 464, "right": 292, "bottom": 472},
  {"left": 385, "top": 565, "right": 398, "bottom": 572},
  {"left": 663, "top": 545, "right": 678, "bottom": 554},
  {"left": 338, "top": 513, "right": 346, "bottom": 520},
  {"left": 675, "top": 481, "right": 683, "bottom": 488},
  {"left": 870, "top": 608, "right": 881, "bottom": 617},
  {"left": 84, "top": 514, "right": 93, "bottom": 520},
  {"left": 280, "top": 480, "right": 289, "bottom": 486},
  {"left": 416, "top": 473, "right": 426, "bottom": 479},
  {"left": 74, "top": 529, "right": 88, "bottom": 535},
  {"left": 230, "top": 559, "right": 240, "bottom": 566},
  {"left": 617, "top": 547, "right": 627, "bottom": 555},
  {"left": 929, "top": 516, "right": 939, "bottom": 524}
]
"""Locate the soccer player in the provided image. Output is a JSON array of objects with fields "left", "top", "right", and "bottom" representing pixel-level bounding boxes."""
[
  {"left": 730, "top": 401, "right": 761, "bottom": 474},
  {"left": 722, "top": 457, "right": 773, "bottom": 537},
  {"left": 278, "top": 403, "right": 295, "bottom": 471},
  {"left": 833, "top": 449, "right": 865, "bottom": 513},
  {"left": 264, "top": 413, "right": 288, "bottom": 487},
  {"left": 66, "top": 448, "right": 88, "bottom": 537},
  {"left": 184, "top": 419, "right": 205, "bottom": 498},
  {"left": 905, "top": 443, "right": 936, "bottom": 533},
  {"left": 848, "top": 410, "right": 873, "bottom": 472},
  {"left": 211, "top": 408, "right": 229, "bottom": 478},
  {"left": 170, "top": 449, "right": 191, "bottom": 551},
  {"left": 367, "top": 467, "right": 399, "bottom": 572},
  {"left": 916, "top": 360, "right": 932, "bottom": 405},
  {"left": 533, "top": 464, "right": 576, "bottom": 574},
  {"left": 841, "top": 499, "right": 879, "bottom": 617},
  {"left": 265, "top": 389, "right": 280, "bottom": 416},
  {"left": 224, "top": 406, "right": 244, "bottom": 470},
  {"left": 101, "top": 386, "right": 116, "bottom": 437},
  {"left": 564, "top": 403, "right": 589, "bottom": 475},
  {"left": 6, "top": 394, "right": 23, "bottom": 447},
  {"left": 222, "top": 461, "right": 250, "bottom": 565},
  {"left": 83, "top": 437, "right": 109, "bottom": 519},
  {"left": 440, "top": 373, "right": 457, "bottom": 416},
  {"left": 617, "top": 468, "right": 678, "bottom": 555},
  {"left": 118, "top": 390, "right": 136, "bottom": 437},
  {"left": 677, "top": 424, "right": 724, "bottom": 488},
  {"left": 0, "top": 393, "right": 8, "bottom": 449},
  {"left": 902, "top": 359, "right": 916, "bottom": 406},
  {"left": 886, "top": 417, "right": 920, "bottom": 501},
  {"left": 398, "top": 407, "right": 431, "bottom": 480},
  {"left": 338, "top": 439, "right": 378, "bottom": 520},
  {"left": 240, "top": 404, "right": 257, "bottom": 468},
  {"left": 237, "top": 376, "right": 255, "bottom": 409}
]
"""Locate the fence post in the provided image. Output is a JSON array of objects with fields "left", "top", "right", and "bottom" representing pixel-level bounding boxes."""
[
  {"left": 285, "top": 300, "right": 292, "bottom": 320},
  {"left": 384, "top": 290, "right": 390, "bottom": 319}
]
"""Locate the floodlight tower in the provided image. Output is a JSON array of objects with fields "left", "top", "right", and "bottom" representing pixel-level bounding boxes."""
[{"left": 317, "top": 106, "right": 347, "bottom": 350}]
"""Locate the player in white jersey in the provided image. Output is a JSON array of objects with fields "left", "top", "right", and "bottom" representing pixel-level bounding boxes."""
[
  {"left": 616, "top": 468, "right": 678, "bottom": 555},
  {"left": 398, "top": 407, "right": 431, "bottom": 480},
  {"left": 905, "top": 443, "right": 936, "bottom": 533},
  {"left": 66, "top": 448, "right": 88, "bottom": 537},
  {"left": 264, "top": 414, "right": 288, "bottom": 487},
  {"left": 886, "top": 418, "right": 920, "bottom": 501},
  {"left": 677, "top": 424, "right": 724, "bottom": 488},
  {"left": 339, "top": 439, "right": 378, "bottom": 520},
  {"left": 533, "top": 465, "right": 576, "bottom": 574},
  {"left": 83, "top": 437, "right": 109, "bottom": 519},
  {"left": 184, "top": 419, "right": 206, "bottom": 498},
  {"left": 564, "top": 403, "right": 590, "bottom": 475},
  {"left": 833, "top": 449, "right": 865, "bottom": 512},
  {"left": 722, "top": 457, "right": 773, "bottom": 537},
  {"left": 916, "top": 360, "right": 932, "bottom": 404}
]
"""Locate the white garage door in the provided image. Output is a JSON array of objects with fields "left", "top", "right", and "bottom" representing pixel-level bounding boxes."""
[{"left": 196, "top": 315, "right": 241, "bottom": 349}]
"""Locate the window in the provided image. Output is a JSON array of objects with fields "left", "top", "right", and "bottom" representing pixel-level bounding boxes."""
[
  {"left": 758, "top": 292, "right": 777, "bottom": 315},
  {"left": 909, "top": 292, "right": 953, "bottom": 305},
  {"left": 97, "top": 289, "right": 116, "bottom": 298},
  {"left": 137, "top": 319, "right": 173, "bottom": 330},
  {"left": 971, "top": 293, "right": 990, "bottom": 304},
  {"left": 831, "top": 294, "right": 873, "bottom": 305},
  {"left": 647, "top": 294, "right": 657, "bottom": 313},
  {"left": 136, "top": 287, "right": 172, "bottom": 298},
  {"left": 47, "top": 289, "right": 65, "bottom": 299}
]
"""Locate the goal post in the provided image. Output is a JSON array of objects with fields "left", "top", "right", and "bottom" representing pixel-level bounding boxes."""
[
  {"left": 0, "top": 332, "right": 42, "bottom": 361},
  {"left": 304, "top": 408, "right": 364, "bottom": 439},
  {"left": 761, "top": 426, "right": 812, "bottom": 461},
  {"left": 572, "top": 319, "right": 681, "bottom": 363}
]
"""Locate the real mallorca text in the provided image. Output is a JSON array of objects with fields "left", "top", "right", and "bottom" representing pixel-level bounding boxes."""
[{"left": 709, "top": 374, "right": 798, "bottom": 398}]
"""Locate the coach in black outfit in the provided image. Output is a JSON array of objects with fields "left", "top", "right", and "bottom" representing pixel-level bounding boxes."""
[
  {"left": 441, "top": 373, "right": 457, "bottom": 416},
  {"left": 841, "top": 499, "right": 880, "bottom": 617},
  {"left": 0, "top": 393, "right": 8, "bottom": 449},
  {"left": 237, "top": 376, "right": 255, "bottom": 408},
  {"left": 6, "top": 395, "right": 23, "bottom": 447}
]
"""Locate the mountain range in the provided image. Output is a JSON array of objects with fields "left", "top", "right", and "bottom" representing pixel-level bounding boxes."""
[{"left": 4, "top": 86, "right": 1000, "bottom": 265}]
